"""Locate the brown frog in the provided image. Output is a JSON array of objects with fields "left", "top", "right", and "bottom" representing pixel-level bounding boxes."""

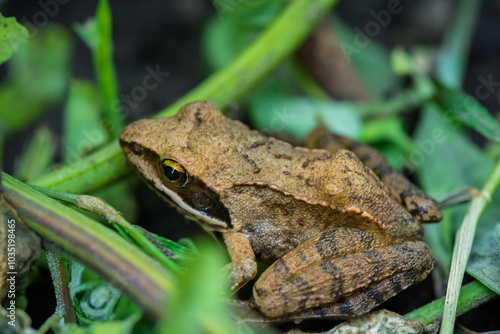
[{"left": 119, "top": 101, "right": 442, "bottom": 320}]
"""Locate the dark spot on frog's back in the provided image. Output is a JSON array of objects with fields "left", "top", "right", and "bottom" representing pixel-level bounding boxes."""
[
  {"left": 274, "top": 153, "right": 292, "bottom": 160},
  {"left": 249, "top": 141, "right": 266, "bottom": 149},
  {"left": 241, "top": 154, "right": 261, "bottom": 173},
  {"left": 344, "top": 151, "right": 357, "bottom": 161},
  {"left": 342, "top": 177, "right": 351, "bottom": 186},
  {"left": 194, "top": 109, "right": 203, "bottom": 126}
]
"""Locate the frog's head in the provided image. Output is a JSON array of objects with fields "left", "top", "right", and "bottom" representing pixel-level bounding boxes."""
[{"left": 119, "top": 101, "right": 231, "bottom": 231}]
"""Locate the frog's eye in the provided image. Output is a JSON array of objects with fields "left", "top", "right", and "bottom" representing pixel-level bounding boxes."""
[{"left": 161, "top": 159, "right": 190, "bottom": 187}]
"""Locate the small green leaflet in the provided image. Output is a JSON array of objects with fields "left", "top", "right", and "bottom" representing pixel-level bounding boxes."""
[
  {"left": 0, "top": 14, "right": 28, "bottom": 65},
  {"left": 433, "top": 79, "right": 500, "bottom": 143}
]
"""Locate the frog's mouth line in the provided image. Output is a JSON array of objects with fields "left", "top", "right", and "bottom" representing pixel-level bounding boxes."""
[{"left": 120, "top": 139, "right": 233, "bottom": 231}]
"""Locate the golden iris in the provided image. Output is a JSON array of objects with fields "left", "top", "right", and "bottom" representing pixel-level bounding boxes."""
[{"left": 161, "top": 159, "right": 189, "bottom": 187}]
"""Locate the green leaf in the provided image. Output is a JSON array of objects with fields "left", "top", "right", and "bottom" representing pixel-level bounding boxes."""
[
  {"left": 63, "top": 80, "right": 107, "bottom": 163},
  {"left": 434, "top": 80, "right": 500, "bottom": 143},
  {"left": 74, "top": 0, "right": 123, "bottom": 138},
  {"left": 358, "top": 117, "right": 414, "bottom": 170},
  {"left": 0, "top": 13, "right": 28, "bottom": 64},
  {"left": 203, "top": 1, "right": 286, "bottom": 71},
  {"left": 415, "top": 103, "right": 493, "bottom": 198},
  {"left": 414, "top": 103, "right": 495, "bottom": 270},
  {"left": 250, "top": 93, "right": 362, "bottom": 140},
  {"left": 156, "top": 239, "right": 237, "bottom": 334},
  {"left": 435, "top": 0, "right": 480, "bottom": 88},
  {"left": 0, "top": 25, "right": 72, "bottom": 134},
  {"left": 62, "top": 313, "right": 140, "bottom": 334},
  {"left": 10, "top": 24, "right": 72, "bottom": 104},
  {"left": 134, "top": 226, "right": 197, "bottom": 265},
  {"left": 74, "top": 18, "right": 98, "bottom": 50},
  {"left": 468, "top": 222, "right": 500, "bottom": 294},
  {"left": 15, "top": 127, "right": 56, "bottom": 181},
  {"left": 94, "top": 0, "right": 122, "bottom": 136}
]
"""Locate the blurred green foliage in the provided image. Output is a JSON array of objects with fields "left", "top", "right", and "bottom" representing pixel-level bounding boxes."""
[
  {"left": 0, "top": 13, "right": 28, "bottom": 65},
  {"left": 1, "top": 0, "right": 500, "bottom": 332},
  {"left": 0, "top": 24, "right": 72, "bottom": 135}
]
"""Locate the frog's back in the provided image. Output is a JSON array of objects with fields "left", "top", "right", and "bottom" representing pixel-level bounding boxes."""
[{"left": 162, "top": 103, "right": 422, "bottom": 261}]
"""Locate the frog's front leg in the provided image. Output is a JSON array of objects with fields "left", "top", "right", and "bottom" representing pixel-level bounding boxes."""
[
  {"left": 252, "top": 228, "right": 433, "bottom": 318},
  {"left": 222, "top": 232, "right": 258, "bottom": 293}
]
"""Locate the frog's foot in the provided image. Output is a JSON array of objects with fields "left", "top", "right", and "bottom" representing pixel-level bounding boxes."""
[{"left": 252, "top": 229, "right": 433, "bottom": 318}]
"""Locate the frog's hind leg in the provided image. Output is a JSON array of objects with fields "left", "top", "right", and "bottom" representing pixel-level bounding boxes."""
[{"left": 252, "top": 228, "right": 433, "bottom": 319}]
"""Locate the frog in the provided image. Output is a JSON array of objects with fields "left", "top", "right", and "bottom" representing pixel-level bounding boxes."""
[{"left": 119, "top": 101, "right": 442, "bottom": 320}]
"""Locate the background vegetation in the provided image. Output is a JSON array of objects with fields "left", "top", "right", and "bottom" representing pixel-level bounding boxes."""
[{"left": 1, "top": 0, "right": 499, "bottom": 333}]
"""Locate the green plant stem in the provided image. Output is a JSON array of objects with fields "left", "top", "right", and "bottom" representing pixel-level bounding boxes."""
[
  {"left": 3, "top": 172, "right": 173, "bottom": 319},
  {"left": 37, "top": 313, "right": 62, "bottom": 334},
  {"left": 290, "top": 59, "right": 330, "bottom": 101},
  {"left": 94, "top": 0, "right": 123, "bottom": 137},
  {"left": 45, "top": 250, "right": 76, "bottom": 324},
  {"left": 440, "top": 159, "right": 500, "bottom": 334},
  {"left": 30, "top": 184, "right": 181, "bottom": 275},
  {"left": 32, "top": 0, "right": 339, "bottom": 194},
  {"left": 405, "top": 280, "right": 498, "bottom": 327},
  {"left": 358, "top": 73, "right": 435, "bottom": 118}
]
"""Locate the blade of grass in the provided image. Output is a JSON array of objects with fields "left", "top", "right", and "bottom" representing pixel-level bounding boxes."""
[
  {"left": 74, "top": 0, "right": 123, "bottom": 138},
  {"left": 94, "top": 0, "right": 123, "bottom": 137},
  {"left": 32, "top": 0, "right": 339, "bottom": 193},
  {"left": 3, "top": 172, "right": 173, "bottom": 319},
  {"left": 406, "top": 280, "right": 498, "bottom": 327},
  {"left": 440, "top": 159, "right": 500, "bottom": 334},
  {"left": 434, "top": 1, "right": 482, "bottom": 332},
  {"left": 15, "top": 127, "right": 56, "bottom": 181}
]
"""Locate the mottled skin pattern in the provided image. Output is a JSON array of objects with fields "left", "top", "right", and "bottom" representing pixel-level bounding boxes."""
[
  {"left": 119, "top": 101, "right": 441, "bottom": 320},
  {"left": 305, "top": 126, "right": 443, "bottom": 222}
]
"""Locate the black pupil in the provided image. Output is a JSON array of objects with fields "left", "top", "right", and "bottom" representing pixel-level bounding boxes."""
[{"left": 165, "top": 166, "right": 181, "bottom": 181}]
